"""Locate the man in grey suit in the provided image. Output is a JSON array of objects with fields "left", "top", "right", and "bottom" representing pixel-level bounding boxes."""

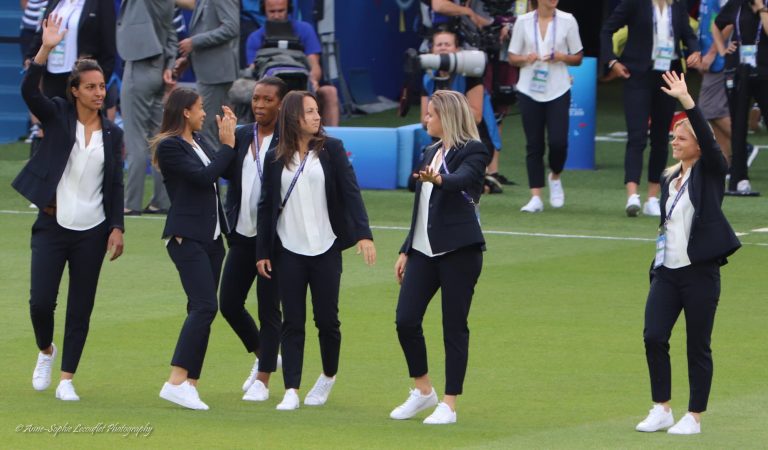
[
  {"left": 117, "top": 0, "right": 177, "bottom": 215},
  {"left": 177, "top": 0, "right": 239, "bottom": 149}
]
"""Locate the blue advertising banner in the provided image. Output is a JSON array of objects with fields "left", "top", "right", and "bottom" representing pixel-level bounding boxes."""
[{"left": 565, "top": 56, "right": 596, "bottom": 170}]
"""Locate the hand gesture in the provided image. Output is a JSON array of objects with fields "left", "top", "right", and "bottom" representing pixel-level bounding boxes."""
[
  {"left": 217, "top": 105, "right": 237, "bottom": 147},
  {"left": 41, "top": 13, "right": 66, "bottom": 50},
  {"left": 661, "top": 71, "right": 695, "bottom": 109},
  {"left": 356, "top": 239, "right": 376, "bottom": 266},
  {"left": 415, "top": 165, "right": 442, "bottom": 185}
]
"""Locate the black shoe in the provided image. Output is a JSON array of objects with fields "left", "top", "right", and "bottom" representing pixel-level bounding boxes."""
[
  {"left": 142, "top": 205, "right": 169, "bottom": 214},
  {"left": 484, "top": 176, "right": 503, "bottom": 194},
  {"left": 124, "top": 209, "right": 142, "bottom": 216},
  {"left": 487, "top": 172, "right": 515, "bottom": 185}
]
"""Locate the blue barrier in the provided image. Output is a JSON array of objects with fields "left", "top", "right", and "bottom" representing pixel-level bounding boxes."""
[
  {"left": 396, "top": 124, "right": 432, "bottom": 188},
  {"left": 565, "top": 57, "right": 597, "bottom": 170},
  {"left": 324, "top": 126, "right": 399, "bottom": 190}
]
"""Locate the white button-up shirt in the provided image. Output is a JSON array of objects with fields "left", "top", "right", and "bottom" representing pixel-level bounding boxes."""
[
  {"left": 412, "top": 147, "right": 449, "bottom": 257},
  {"left": 56, "top": 121, "right": 105, "bottom": 230},
  {"left": 48, "top": 0, "right": 85, "bottom": 74},
  {"left": 277, "top": 151, "right": 336, "bottom": 256},
  {"left": 190, "top": 140, "right": 221, "bottom": 240},
  {"left": 663, "top": 169, "right": 694, "bottom": 269},
  {"left": 236, "top": 134, "right": 272, "bottom": 237}
]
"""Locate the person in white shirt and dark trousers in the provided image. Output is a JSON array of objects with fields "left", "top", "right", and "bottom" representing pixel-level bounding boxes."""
[
  {"left": 256, "top": 91, "right": 376, "bottom": 411},
  {"left": 508, "top": 0, "right": 583, "bottom": 213},
  {"left": 153, "top": 88, "right": 238, "bottom": 410},
  {"left": 635, "top": 71, "right": 740, "bottom": 435},
  {"left": 390, "top": 90, "right": 490, "bottom": 425},
  {"left": 220, "top": 77, "right": 287, "bottom": 402},
  {"left": 13, "top": 15, "right": 124, "bottom": 402}
]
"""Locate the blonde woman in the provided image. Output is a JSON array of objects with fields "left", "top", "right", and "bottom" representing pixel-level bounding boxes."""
[
  {"left": 636, "top": 71, "right": 740, "bottom": 435},
  {"left": 390, "top": 90, "right": 491, "bottom": 425}
]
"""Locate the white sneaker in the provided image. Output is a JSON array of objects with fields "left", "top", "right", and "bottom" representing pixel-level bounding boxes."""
[
  {"left": 643, "top": 197, "right": 661, "bottom": 216},
  {"left": 243, "top": 380, "right": 269, "bottom": 402},
  {"left": 667, "top": 413, "right": 701, "bottom": 435},
  {"left": 423, "top": 402, "right": 457, "bottom": 424},
  {"left": 159, "top": 381, "right": 209, "bottom": 410},
  {"left": 242, "top": 357, "right": 260, "bottom": 392},
  {"left": 635, "top": 404, "right": 674, "bottom": 432},
  {"left": 520, "top": 195, "right": 544, "bottom": 213},
  {"left": 29, "top": 203, "right": 38, "bottom": 209},
  {"left": 55, "top": 379, "right": 80, "bottom": 401},
  {"left": 389, "top": 388, "right": 438, "bottom": 420},
  {"left": 276, "top": 389, "right": 300, "bottom": 410},
  {"left": 548, "top": 174, "right": 564, "bottom": 208},
  {"left": 737, "top": 179, "right": 752, "bottom": 193},
  {"left": 304, "top": 374, "right": 336, "bottom": 406},
  {"left": 32, "top": 344, "right": 56, "bottom": 391},
  {"left": 626, "top": 194, "right": 641, "bottom": 217}
]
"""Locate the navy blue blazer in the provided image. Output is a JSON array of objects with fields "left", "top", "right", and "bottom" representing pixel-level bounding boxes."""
[
  {"left": 600, "top": 0, "right": 699, "bottom": 74},
  {"left": 12, "top": 62, "right": 124, "bottom": 232},
  {"left": 255, "top": 137, "right": 373, "bottom": 260},
  {"left": 658, "top": 105, "right": 740, "bottom": 265},
  {"left": 156, "top": 135, "right": 237, "bottom": 242},
  {"left": 222, "top": 123, "right": 280, "bottom": 233},
  {"left": 400, "top": 139, "right": 489, "bottom": 255},
  {"left": 28, "top": 0, "right": 117, "bottom": 81}
]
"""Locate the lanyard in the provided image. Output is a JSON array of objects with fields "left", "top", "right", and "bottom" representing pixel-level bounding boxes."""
[
  {"left": 280, "top": 151, "right": 310, "bottom": 210},
  {"left": 662, "top": 177, "right": 689, "bottom": 230},
  {"left": 652, "top": 3, "right": 674, "bottom": 40},
  {"left": 533, "top": 10, "right": 557, "bottom": 59},
  {"left": 735, "top": 7, "right": 763, "bottom": 46},
  {"left": 251, "top": 123, "right": 264, "bottom": 183},
  {"left": 438, "top": 146, "right": 475, "bottom": 206}
]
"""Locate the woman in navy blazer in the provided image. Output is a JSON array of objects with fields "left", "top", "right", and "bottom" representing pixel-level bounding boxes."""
[
  {"left": 154, "top": 88, "right": 238, "bottom": 410},
  {"left": 13, "top": 15, "right": 124, "bottom": 401},
  {"left": 220, "top": 77, "right": 287, "bottom": 402},
  {"left": 635, "top": 71, "right": 740, "bottom": 435},
  {"left": 390, "top": 90, "right": 490, "bottom": 425},
  {"left": 27, "top": 0, "right": 116, "bottom": 98},
  {"left": 256, "top": 90, "right": 375, "bottom": 411},
  {"left": 601, "top": 0, "right": 701, "bottom": 217}
]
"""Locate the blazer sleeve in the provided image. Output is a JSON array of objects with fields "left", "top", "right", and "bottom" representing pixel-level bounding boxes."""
[
  {"left": 685, "top": 105, "right": 728, "bottom": 175},
  {"left": 677, "top": 3, "right": 700, "bottom": 54},
  {"left": 256, "top": 149, "right": 277, "bottom": 260},
  {"left": 223, "top": 126, "right": 250, "bottom": 180},
  {"left": 21, "top": 63, "right": 58, "bottom": 124},
  {"left": 437, "top": 141, "right": 489, "bottom": 193},
  {"left": 190, "top": 0, "right": 239, "bottom": 50},
  {"left": 600, "top": 0, "right": 634, "bottom": 66},
  {"left": 97, "top": 0, "right": 117, "bottom": 80},
  {"left": 109, "top": 127, "right": 125, "bottom": 231},
  {"left": 156, "top": 139, "right": 237, "bottom": 187},
  {"left": 331, "top": 141, "right": 374, "bottom": 242}
]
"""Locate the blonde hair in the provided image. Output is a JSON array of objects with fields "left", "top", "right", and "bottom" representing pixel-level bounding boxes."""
[
  {"left": 428, "top": 90, "right": 480, "bottom": 150},
  {"left": 663, "top": 118, "right": 700, "bottom": 177}
]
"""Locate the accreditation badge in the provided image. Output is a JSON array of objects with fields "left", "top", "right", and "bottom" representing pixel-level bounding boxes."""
[
  {"left": 740, "top": 45, "right": 757, "bottom": 68},
  {"left": 653, "top": 229, "right": 666, "bottom": 269},
  {"left": 49, "top": 39, "right": 66, "bottom": 69},
  {"left": 530, "top": 62, "right": 549, "bottom": 93},
  {"left": 653, "top": 38, "right": 674, "bottom": 72}
]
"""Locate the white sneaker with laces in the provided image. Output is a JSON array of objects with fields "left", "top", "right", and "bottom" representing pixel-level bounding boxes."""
[
  {"left": 626, "top": 194, "right": 641, "bottom": 217},
  {"left": 304, "top": 374, "right": 336, "bottom": 406},
  {"left": 667, "top": 413, "right": 701, "bottom": 435},
  {"left": 159, "top": 381, "right": 209, "bottom": 410},
  {"left": 389, "top": 388, "right": 438, "bottom": 420},
  {"left": 242, "top": 357, "right": 260, "bottom": 392},
  {"left": 520, "top": 196, "right": 544, "bottom": 213},
  {"left": 423, "top": 402, "right": 457, "bottom": 424},
  {"left": 548, "top": 174, "right": 564, "bottom": 208},
  {"left": 737, "top": 179, "right": 752, "bottom": 193},
  {"left": 32, "top": 343, "right": 56, "bottom": 391},
  {"left": 643, "top": 197, "right": 661, "bottom": 216},
  {"left": 276, "top": 389, "right": 300, "bottom": 410},
  {"left": 243, "top": 380, "right": 269, "bottom": 402},
  {"left": 635, "top": 404, "right": 674, "bottom": 432},
  {"left": 55, "top": 379, "right": 80, "bottom": 401}
]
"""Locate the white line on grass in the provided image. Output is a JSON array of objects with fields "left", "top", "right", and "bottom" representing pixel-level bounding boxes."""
[{"left": 3, "top": 210, "right": 767, "bottom": 246}]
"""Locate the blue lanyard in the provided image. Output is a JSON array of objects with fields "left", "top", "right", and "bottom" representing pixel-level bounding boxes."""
[
  {"left": 251, "top": 123, "right": 264, "bottom": 183},
  {"left": 735, "top": 7, "right": 763, "bottom": 46},
  {"left": 533, "top": 11, "right": 557, "bottom": 59},
  {"left": 652, "top": 3, "right": 674, "bottom": 40},
  {"left": 438, "top": 146, "right": 476, "bottom": 206},
  {"left": 280, "top": 151, "right": 310, "bottom": 210},
  {"left": 662, "top": 177, "right": 689, "bottom": 230}
]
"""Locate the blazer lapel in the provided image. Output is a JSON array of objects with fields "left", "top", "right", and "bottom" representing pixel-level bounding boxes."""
[
  {"left": 318, "top": 148, "right": 333, "bottom": 205},
  {"left": 78, "top": 0, "right": 95, "bottom": 33},
  {"left": 190, "top": 0, "right": 206, "bottom": 28},
  {"left": 102, "top": 121, "right": 113, "bottom": 192}
]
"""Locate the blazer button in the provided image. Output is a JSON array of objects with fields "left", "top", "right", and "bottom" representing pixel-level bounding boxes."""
[
  {"left": 427, "top": 224, "right": 432, "bottom": 229},
  {"left": 429, "top": 203, "right": 433, "bottom": 208}
]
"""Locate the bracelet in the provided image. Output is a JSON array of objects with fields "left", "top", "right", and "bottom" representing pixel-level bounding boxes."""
[
  {"left": 608, "top": 60, "right": 618, "bottom": 70},
  {"left": 761, "top": 7, "right": 768, "bottom": 13}
]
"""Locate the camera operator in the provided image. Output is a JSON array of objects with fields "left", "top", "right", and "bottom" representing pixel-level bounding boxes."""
[
  {"left": 420, "top": 28, "right": 502, "bottom": 193},
  {"left": 713, "top": 0, "right": 768, "bottom": 195}
]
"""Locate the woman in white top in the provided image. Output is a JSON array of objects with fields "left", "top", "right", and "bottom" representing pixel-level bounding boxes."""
[
  {"left": 508, "top": 0, "right": 583, "bottom": 212},
  {"left": 256, "top": 91, "right": 376, "bottom": 411},
  {"left": 635, "top": 71, "right": 740, "bottom": 435},
  {"left": 153, "top": 89, "right": 238, "bottom": 410},
  {"left": 14, "top": 14, "right": 124, "bottom": 402}
]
